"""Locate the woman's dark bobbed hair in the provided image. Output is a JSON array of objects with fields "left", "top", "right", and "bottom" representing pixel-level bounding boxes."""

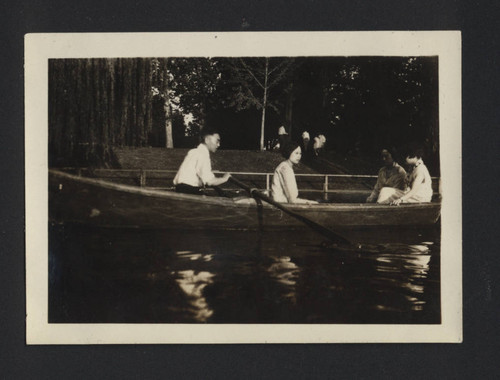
[
  {"left": 281, "top": 141, "right": 301, "bottom": 159},
  {"left": 404, "top": 142, "right": 425, "bottom": 159}
]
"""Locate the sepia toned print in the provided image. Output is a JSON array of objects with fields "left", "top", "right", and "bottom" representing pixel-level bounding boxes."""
[{"left": 25, "top": 32, "right": 462, "bottom": 343}]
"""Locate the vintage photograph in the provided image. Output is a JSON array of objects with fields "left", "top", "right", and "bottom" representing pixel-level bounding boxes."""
[{"left": 25, "top": 32, "right": 462, "bottom": 343}]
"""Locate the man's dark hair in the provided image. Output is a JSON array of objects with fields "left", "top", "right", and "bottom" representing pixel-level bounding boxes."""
[
  {"left": 281, "top": 140, "right": 300, "bottom": 159},
  {"left": 200, "top": 126, "right": 220, "bottom": 140}
]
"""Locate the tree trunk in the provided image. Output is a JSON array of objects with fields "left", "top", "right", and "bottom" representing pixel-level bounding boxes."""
[
  {"left": 160, "top": 59, "right": 174, "bottom": 148},
  {"left": 259, "top": 58, "right": 269, "bottom": 151},
  {"left": 164, "top": 99, "right": 174, "bottom": 148},
  {"left": 285, "top": 82, "right": 293, "bottom": 137}
]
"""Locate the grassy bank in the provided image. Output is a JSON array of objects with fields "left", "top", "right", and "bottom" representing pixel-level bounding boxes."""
[
  {"left": 114, "top": 147, "right": 378, "bottom": 175},
  {"left": 112, "top": 147, "right": 377, "bottom": 191}
]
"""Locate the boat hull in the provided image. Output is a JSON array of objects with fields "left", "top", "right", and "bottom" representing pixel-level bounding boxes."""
[{"left": 49, "top": 170, "right": 441, "bottom": 230}]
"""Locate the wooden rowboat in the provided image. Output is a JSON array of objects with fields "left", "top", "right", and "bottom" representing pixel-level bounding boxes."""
[{"left": 49, "top": 169, "right": 441, "bottom": 230}]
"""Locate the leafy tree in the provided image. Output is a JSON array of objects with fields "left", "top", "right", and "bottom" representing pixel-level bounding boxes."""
[
  {"left": 223, "top": 57, "right": 296, "bottom": 150},
  {"left": 168, "top": 58, "right": 222, "bottom": 133},
  {"left": 48, "top": 56, "right": 439, "bottom": 172}
]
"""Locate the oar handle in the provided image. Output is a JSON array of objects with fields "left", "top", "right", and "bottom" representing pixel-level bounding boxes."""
[
  {"left": 229, "top": 176, "right": 253, "bottom": 194},
  {"left": 230, "top": 177, "right": 280, "bottom": 208}
]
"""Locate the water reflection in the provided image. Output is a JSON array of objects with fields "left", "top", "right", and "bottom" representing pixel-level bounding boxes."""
[
  {"left": 171, "top": 251, "right": 215, "bottom": 322},
  {"left": 366, "top": 243, "right": 434, "bottom": 315},
  {"left": 175, "top": 270, "right": 214, "bottom": 322},
  {"left": 49, "top": 224, "right": 441, "bottom": 324},
  {"left": 266, "top": 256, "right": 300, "bottom": 303}
]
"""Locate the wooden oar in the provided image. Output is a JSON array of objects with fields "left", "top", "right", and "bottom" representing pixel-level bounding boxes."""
[{"left": 229, "top": 176, "right": 352, "bottom": 246}]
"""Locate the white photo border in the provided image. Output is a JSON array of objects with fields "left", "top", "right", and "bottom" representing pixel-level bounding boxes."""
[{"left": 25, "top": 31, "right": 462, "bottom": 344}]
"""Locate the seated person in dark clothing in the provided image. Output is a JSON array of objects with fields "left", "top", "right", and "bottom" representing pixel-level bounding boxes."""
[
  {"left": 173, "top": 127, "right": 231, "bottom": 195},
  {"left": 366, "top": 148, "right": 407, "bottom": 203}
]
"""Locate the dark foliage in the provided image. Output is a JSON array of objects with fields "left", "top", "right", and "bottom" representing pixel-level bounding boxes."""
[{"left": 49, "top": 56, "right": 439, "bottom": 173}]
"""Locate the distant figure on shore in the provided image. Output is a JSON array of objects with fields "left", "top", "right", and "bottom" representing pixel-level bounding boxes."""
[
  {"left": 378, "top": 146, "right": 433, "bottom": 205},
  {"left": 173, "top": 127, "right": 231, "bottom": 195},
  {"left": 366, "top": 149, "right": 407, "bottom": 203},
  {"left": 267, "top": 138, "right": 278, "bottom": 151},
  {"left": 313, "top": 134, "right": 326, "bottom": 156},
  {"left": 300, "top": 131, "right": 311, "bottom": 158},
  {"left": 301, "top": 131, "right": 311, "bottom": 151},
  {"left": 272, "top": 141, "right": 318, "bottom": 204},
  {"left": 275, "top": 125, "right": 290, "bottom": 151}
]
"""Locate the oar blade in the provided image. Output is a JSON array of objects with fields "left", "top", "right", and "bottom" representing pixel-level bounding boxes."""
[{"left": 291, "top": 211, "right": 351, "bottom": 245}]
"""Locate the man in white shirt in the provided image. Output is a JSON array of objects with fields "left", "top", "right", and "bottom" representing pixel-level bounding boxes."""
[{"left": 173, "top": 128, "right": 231, "bottom": 195}]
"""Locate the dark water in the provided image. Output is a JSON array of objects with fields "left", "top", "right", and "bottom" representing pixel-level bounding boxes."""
[{"left": 49, "top": 224, "right": 440, "bottom": 324}]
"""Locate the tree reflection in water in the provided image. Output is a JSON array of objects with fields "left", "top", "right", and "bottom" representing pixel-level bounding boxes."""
[{"left": 49, "top": 225, "right": 441, "bottom": 324}]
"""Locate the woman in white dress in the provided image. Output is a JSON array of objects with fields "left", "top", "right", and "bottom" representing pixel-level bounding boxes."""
[
  {"left": 377, "top": 146, "right": 433, "bottom": 205},
  {"left": 272, "top": 141, "right": 318, "bottom": 204}
]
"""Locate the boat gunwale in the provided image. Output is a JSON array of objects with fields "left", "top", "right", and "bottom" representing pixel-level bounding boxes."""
[{"left": 49, "top": 169, "right": 441, "bottom": 212}]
